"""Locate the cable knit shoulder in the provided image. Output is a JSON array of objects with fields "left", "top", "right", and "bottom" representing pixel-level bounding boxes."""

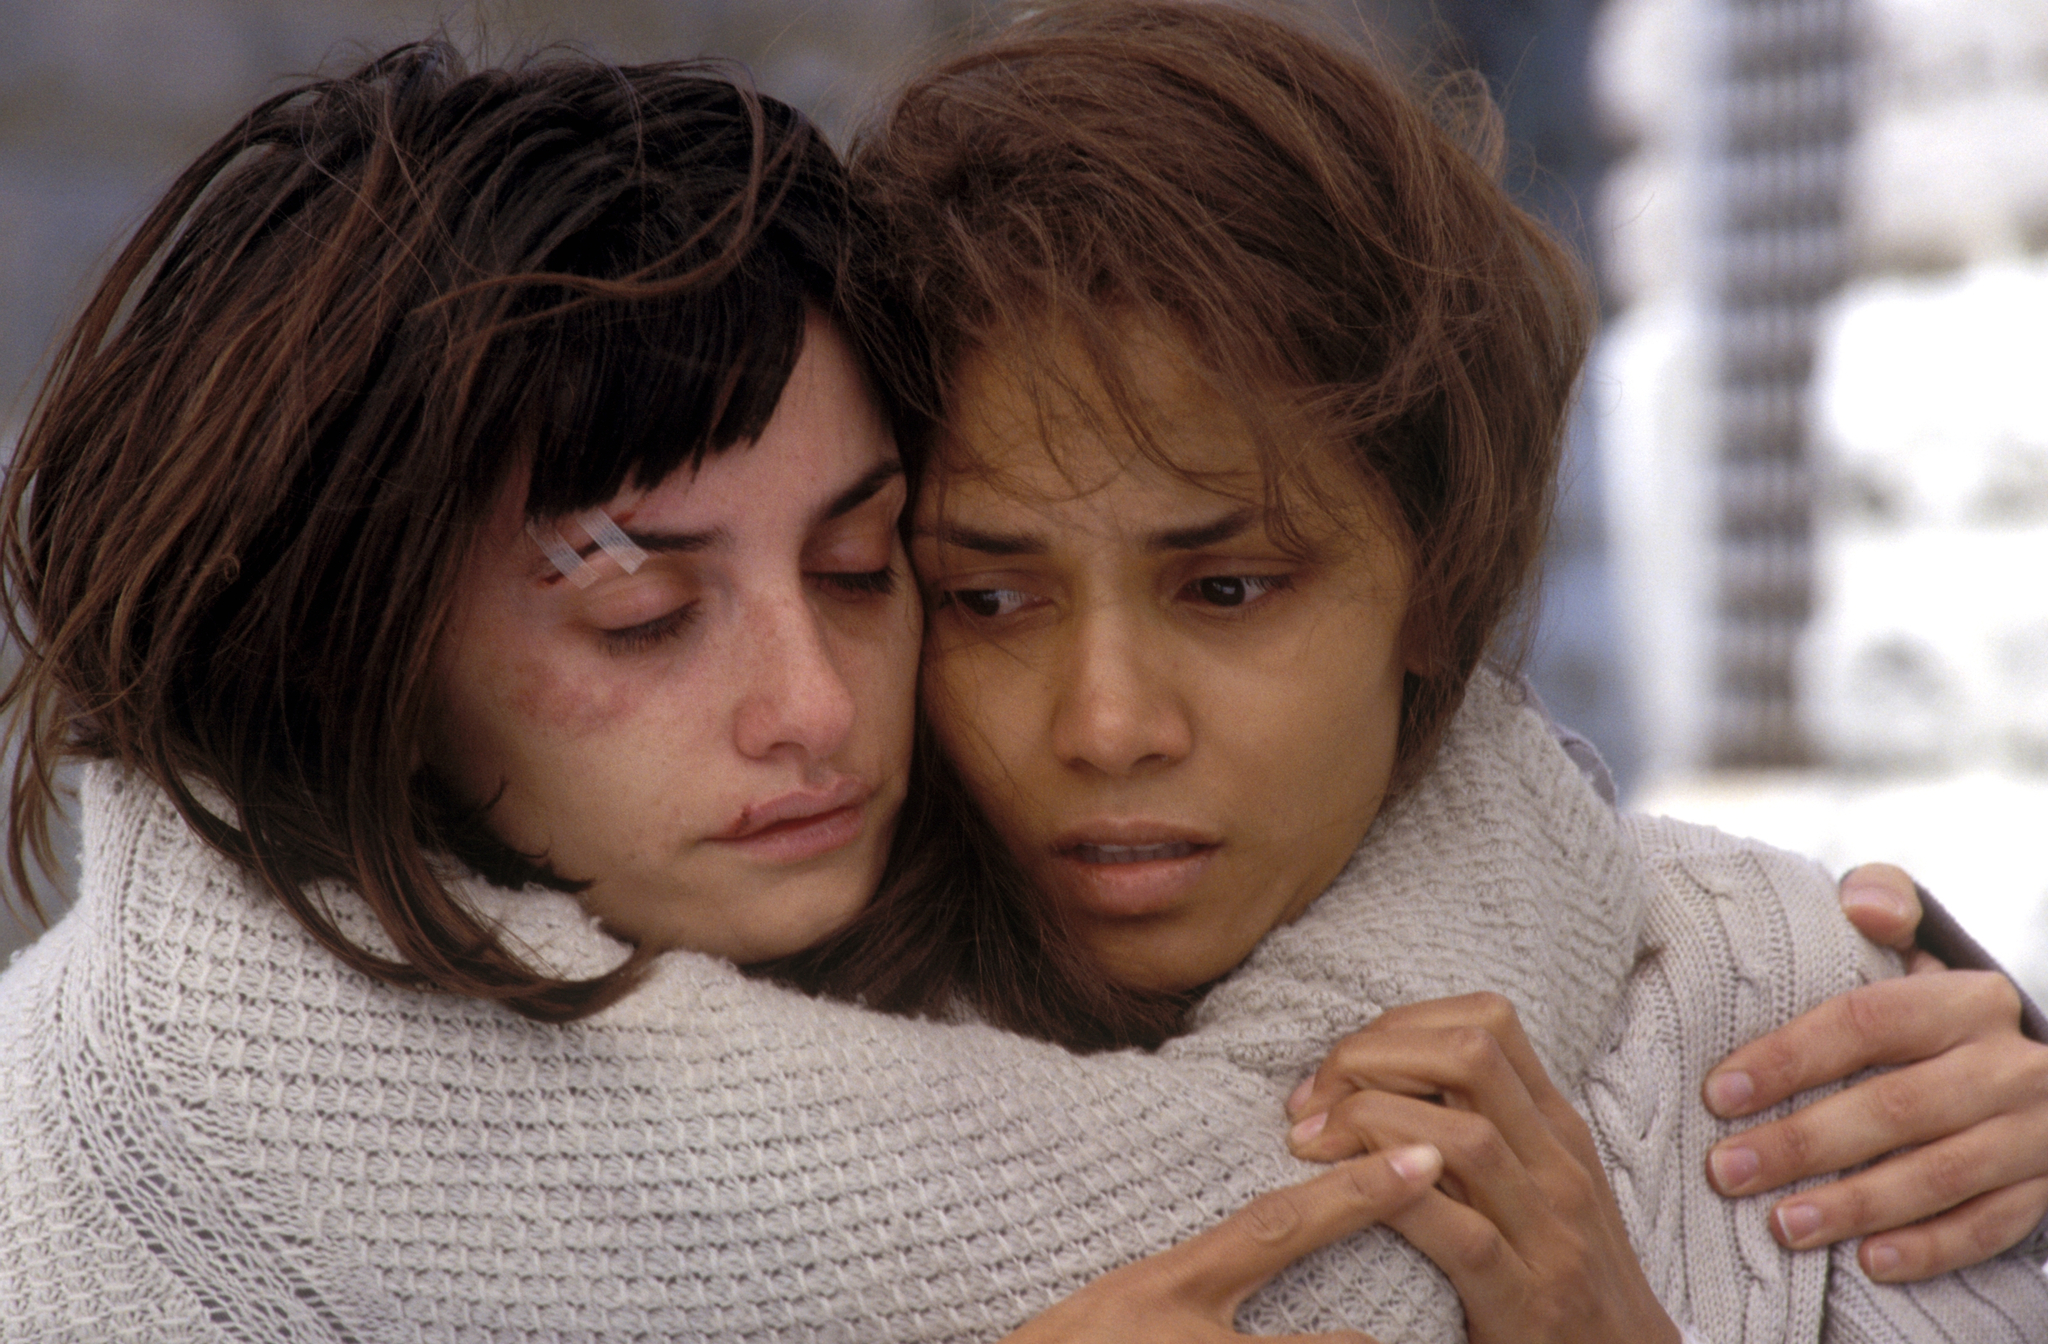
[{"left": 1597, "top": 814, "right": 2048, "bottom": 1343}]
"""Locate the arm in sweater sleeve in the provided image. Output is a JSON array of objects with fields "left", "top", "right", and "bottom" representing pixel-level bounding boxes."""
[
  {"left": 1610, "top": 813, "right": 2048, "bottom": 1344},
  {"left": 1820, "top": 1240, "right": 2048, "bottom": 1344}
]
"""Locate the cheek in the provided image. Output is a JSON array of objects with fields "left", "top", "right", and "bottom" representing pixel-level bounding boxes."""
[
  {"left": 921, "top": 646, "right": 1032, "bottom": 804},
  {"left": 432, "top": 624, "right": 655, "bottom": 812},
  {"left": 501, "top": 648, "right": 640, "bottom": 738},
  {"left": 1214, "top": 620, "right": 1405, "bottom": 834}
]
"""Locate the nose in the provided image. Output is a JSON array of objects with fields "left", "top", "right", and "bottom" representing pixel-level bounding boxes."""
[
  {"left": 1047, "top": 604, "right": 1193, "bottom": 777},
  {"left": 731, "top": 585, "right": 858, "bottom": 763}
]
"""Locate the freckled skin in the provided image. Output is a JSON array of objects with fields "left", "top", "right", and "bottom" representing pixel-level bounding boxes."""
[{"left": 425, "top": 315, "right": 920, "bottom": 962}]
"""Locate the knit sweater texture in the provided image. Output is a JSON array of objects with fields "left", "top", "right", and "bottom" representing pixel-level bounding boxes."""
[{"left": 2, "top": 673, "right": 2043, "bottom": 1342}]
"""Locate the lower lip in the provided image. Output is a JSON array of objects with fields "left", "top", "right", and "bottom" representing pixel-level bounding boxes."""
[
  {"left": 1051, "top": 845, "right": 1218, "bottom": 920},
  {"left": 716, "top": 804, "right": 866, "bottom": 864}
]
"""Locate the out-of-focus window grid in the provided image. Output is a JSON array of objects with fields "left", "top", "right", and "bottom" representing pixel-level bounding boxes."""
[{"left": 1599, "top": 0, "right": 2048, "bottom": 1000}]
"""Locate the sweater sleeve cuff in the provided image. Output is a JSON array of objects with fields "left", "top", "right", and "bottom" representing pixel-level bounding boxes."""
[
  {"left": 1912, "top": 885, "right": 2048, "bottom": 1260},
  {"left": 1912, "top": 885, "right": 2048, "bottom": 1043}
]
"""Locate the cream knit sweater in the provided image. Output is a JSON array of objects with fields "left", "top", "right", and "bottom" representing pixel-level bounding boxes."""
[{"left": 2, "top": 674, "right": 2043, "bottom": 1342}]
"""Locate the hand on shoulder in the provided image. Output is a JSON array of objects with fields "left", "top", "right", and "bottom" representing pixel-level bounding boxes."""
[{"left": 1704, "top": 864, "right": 2048, "bottom": 1280}]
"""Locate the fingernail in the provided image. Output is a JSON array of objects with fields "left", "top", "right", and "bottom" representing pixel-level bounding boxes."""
[
  {"left": 1840, "top": 875, "right": 1912, "bottom": 924},
  {"left": 1287, "top": 1076, "right": 1313, "bottom": 1116},
  {"left": 1708, "top": 1145, "right": 1761, "bottom": 1193},
  {"left": 1289, "top": 1111, "right": 1327, "bottom": 1146},
  {"left": 1775, "top": 1202, "right": 1823, "bottom": 1245},
  {"left": 1387, "top": 1143, "right": 1442, "bottom": 1184},
  {"left": 1704, "top": 1070, "right": 1755, "bottom": 1116},
  {"left": 1865, "top": 1242, "right": 1903, "bottom": 1278}
]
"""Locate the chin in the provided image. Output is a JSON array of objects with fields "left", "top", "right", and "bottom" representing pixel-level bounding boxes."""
[{"left": 742, "top": 871, "right": 877, "bottom": 961}]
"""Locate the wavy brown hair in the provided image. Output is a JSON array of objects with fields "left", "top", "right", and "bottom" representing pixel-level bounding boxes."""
[
  {"left": 0, "top": 44, "right": 858, "bottom": 1020},
  {"left": 848, "top": 0, "right": 1596, "bottom": 787}
]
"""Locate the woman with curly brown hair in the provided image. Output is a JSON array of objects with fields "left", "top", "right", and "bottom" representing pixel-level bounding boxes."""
[{"left": 835, "top": 2, "right": 2048, "bottom": 1339}]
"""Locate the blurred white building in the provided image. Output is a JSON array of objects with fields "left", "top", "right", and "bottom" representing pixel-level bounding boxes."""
[{"left": 1596, "top": 0, "right": 2048, "bottom": 998}]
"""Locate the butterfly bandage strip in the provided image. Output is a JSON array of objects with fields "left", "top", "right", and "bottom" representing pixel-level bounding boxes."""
[{"left": 528, "top": 508, "right": 649, "bottom": 588}]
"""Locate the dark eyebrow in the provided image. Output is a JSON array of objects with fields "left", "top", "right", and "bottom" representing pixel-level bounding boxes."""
[
  {"left": 822, "top": 459, "right": 905, "bottom": 523},
  {"left": 529, "top": 460, "right": 904, "bottom": 581},
  {"left": 1147, "top": 508, "right": 1256, "bottom": 552},
  {"left": 529, "top": 524, "right": 726, "bottom": 581}
]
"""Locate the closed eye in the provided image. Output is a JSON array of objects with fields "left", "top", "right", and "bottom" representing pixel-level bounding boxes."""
[
  {"left": 817, "top": 566, "right": 899, "bottom": 597},
  {"left": 598, "top": 604, "right": 697, "bottom": 655}
]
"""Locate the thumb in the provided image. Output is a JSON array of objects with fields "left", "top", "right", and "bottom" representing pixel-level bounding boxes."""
[
  {"left": 1839, "top": 864, "right": 1921, "bottom": 952},
  {"left": 1168, "top": 1144, "right": 1443, "bottom": 1318}
]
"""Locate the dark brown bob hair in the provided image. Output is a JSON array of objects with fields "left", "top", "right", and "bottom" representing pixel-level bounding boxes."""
[
  {"left": 849, "top": 0, "right": 1595, "bottom": 783},
  {"left": 1, "top": 44, "right": 853, "bottom": 1020}
]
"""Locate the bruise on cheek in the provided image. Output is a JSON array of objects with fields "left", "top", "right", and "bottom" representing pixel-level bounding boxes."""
[{"left": 503, "top": 649, "right": 643, "bottom": 737}]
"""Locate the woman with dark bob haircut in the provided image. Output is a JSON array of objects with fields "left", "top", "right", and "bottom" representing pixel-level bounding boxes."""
[
  {"left": 0, "top": 39, "right": 1471, "bottom": 1341},
  {"left": 0, "top": 8, "right": 2043, "bottom": 1343}
]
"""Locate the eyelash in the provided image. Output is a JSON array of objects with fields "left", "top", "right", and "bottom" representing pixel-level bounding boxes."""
[
  {"left": 942, "top": 587, "right": 1031, "bottom": 619},
  {"left": 1184, "top": 574, "right": 1292, "bottom": 609},
  {"left": 820, "top": 566, "right": 899, "bottom": 597},
  {"left": 599, "top": 605, "right": 698, "bottom": 655},
  {"left": 598, "top": 567, "right": 897, "bottom": 655}
]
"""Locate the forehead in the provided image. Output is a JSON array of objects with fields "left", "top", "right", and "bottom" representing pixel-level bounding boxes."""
[
  {"left": 940, "top": 321, "right": 1268, "bottom": 500},
  {"left": 931, "top": 319, "right": 1383, "bottom": 548}
]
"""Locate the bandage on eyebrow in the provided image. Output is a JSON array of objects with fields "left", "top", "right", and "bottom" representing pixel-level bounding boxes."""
[
  {"left": 527, "top": 507, "right": 647, "bottom": 588},
  {"left": 577, "top": 508, "right": 648, "bottom": 573}
]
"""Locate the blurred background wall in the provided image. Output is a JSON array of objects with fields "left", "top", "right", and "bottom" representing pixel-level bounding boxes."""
[
  {"left": 1595, "top": 0, "right": 2048, "bottom": 997},
  {"left": 2, "top": 0, "right": 2042, "bottom": 999}
]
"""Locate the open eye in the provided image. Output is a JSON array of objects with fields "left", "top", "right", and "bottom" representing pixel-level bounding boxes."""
[
  {"left": 1184, "top": 574, "right": 1290, "bottom": 608},
  {"left": 945, "top": 587, "right": 1033, "bottom": 619}
]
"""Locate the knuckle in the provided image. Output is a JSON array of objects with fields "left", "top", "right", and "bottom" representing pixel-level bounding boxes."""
[
  {"left": 1341, "top": 1154, "right": 1397, "bottom": 1206},
  {"left": 1834, "top": 1181, "right": 1877, "bottom": 1231},
  {"left": 1974, "top": 972, "right": 2024, "bottom": 1026},
  {"left": 1771, "top": 1117, "right": 1817, "bottom": 1173},
  {"left": 1469, "top": 991, "right": 1518, "bottom": 1032},
  {"left": 1241, "top": 1187, "right": 1304, "bottom": 1245},
  {"left": 1920, "top": 1144, "right": 1980, "bottom": 1207},
  {"left": 1747, "top": 1032, "right": 1803, "bottom": 1090},
  {"left": 1842, "top": 984, "right": 1907, "bottom": 1051},
  {"left": 1965, "top": 1208, "right": 2019, "bottom": 1262},
  {"left": 1446, "top": 1024, "right": 1505, "bottom": 1079},
  {"left": 1447, "top": 1220, "right": 1510, "bottom": 1275},
  {"left": 2015, "top": 1044, "right": 2048, "bottom": 1102},
  {"left": 1868, "top": 1070, "right": 1929, "bottom": 1131},
  {"left": 1446, "top": 1120, "right": 1511, "bottom": 1176}
]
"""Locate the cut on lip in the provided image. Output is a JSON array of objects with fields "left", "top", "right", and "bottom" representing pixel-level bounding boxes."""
[
  {"left": 719, "top": 778, "right": 871, "bottom": 841},
  {"left": 1066, "top": 841, "right": 1208, "bottom": 865}
]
